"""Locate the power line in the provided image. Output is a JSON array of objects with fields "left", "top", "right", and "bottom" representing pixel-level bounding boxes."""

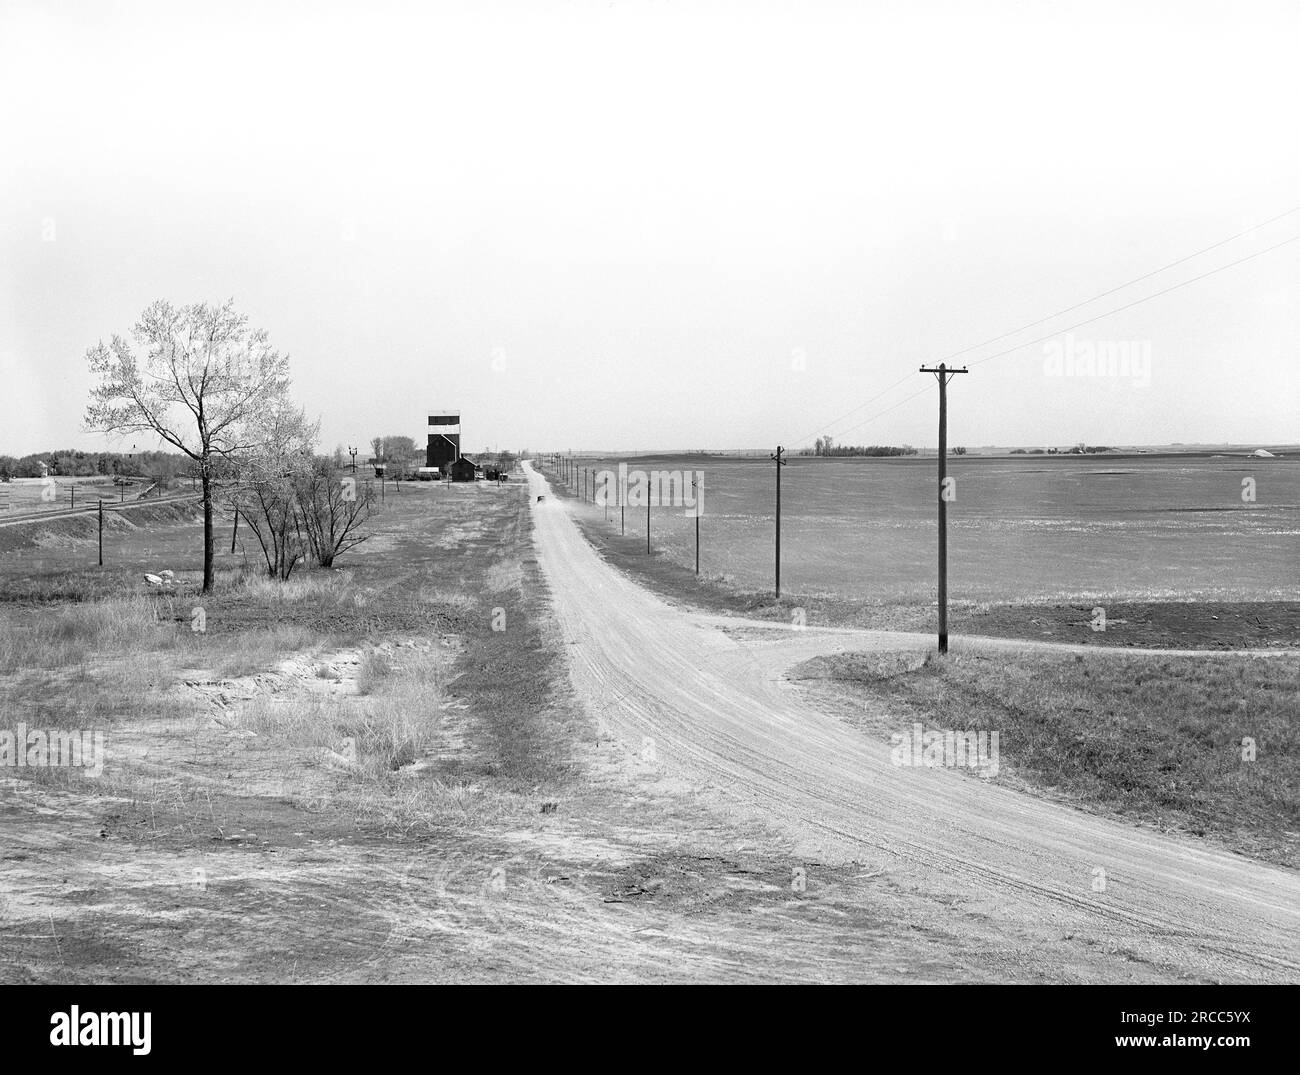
[
  {"left": 935, "top": 206, "right": 1300, "bottom": 368},
  {"left": 786, "top": 371, "right": 914, "bottom": 450},
  {"left": 789, "top": 206, "right": 1299, "bottom": 449},
  {"left": 811, "top": 230, "right": 1300, "bottom": 446},
  {"left": 828, "top": 383, "right": 932, "bottom": 443},
  {"left": 968, "top": 232, "right": 1300, "bottom": 370}
]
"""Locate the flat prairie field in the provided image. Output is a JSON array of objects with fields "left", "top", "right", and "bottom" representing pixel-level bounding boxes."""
[{"left": 568, "top": 454, "right": 1299, "bottom": 604}]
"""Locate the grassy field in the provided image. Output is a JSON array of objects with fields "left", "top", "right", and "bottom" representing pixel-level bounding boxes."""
[
  {"left": 552, "top": 453, "right": 1300, "bottom": 603},
  {"left": 545, "top": 454, "right": 1300, "bottom": 649}
]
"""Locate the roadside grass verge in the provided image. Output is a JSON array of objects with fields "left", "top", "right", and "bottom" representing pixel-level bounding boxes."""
[
  {"left": 794, "top": 649, "right": 1300, "bottom": 866},
  {"left": 341, "top": 496, "right": 586, "bottom": 834}
]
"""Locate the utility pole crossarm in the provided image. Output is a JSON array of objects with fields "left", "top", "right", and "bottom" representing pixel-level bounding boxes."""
[{"left": 918, "top": 365, "right": 969, "bottom": 377}]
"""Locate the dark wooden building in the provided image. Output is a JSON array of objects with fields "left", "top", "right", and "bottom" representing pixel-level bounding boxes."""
[{"left": 449, "top": 457, "right": 478, "bottom": 482}]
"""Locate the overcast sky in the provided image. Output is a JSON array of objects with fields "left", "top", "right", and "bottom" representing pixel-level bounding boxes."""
[{"left": 2, "top": 0, "right": 1297, "bottom": 457}]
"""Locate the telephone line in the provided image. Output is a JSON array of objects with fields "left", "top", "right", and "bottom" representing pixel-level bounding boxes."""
[
  {"left": 968, "top": 233, "right": 1300, "bottom": 370},
  {"left": 936, "top": 206, "right": 1300, "bottom": 368},
  {"left": 810, "top": 231, "right": 1300, "bottom": 445},
  {"left": 789, "top": 207, "right": 1299, "bottom": 449}
]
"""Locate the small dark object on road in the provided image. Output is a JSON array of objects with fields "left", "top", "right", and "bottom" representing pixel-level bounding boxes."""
[{"left": 537, "top": 495, "right": 545, "bottom": 502}]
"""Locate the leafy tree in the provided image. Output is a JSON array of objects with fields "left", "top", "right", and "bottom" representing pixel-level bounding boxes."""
[
  {"left": 85, "top": 299, "right": 291, "bottom": 593},
  {"left": 380, "top": 435, "right": 418, "bottom": 479},
  {"left": 233, "top": 403, "right": 319, "bottom": 580}
]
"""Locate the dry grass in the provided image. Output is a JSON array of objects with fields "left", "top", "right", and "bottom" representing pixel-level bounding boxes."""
[
  {"left": 207, "top": 626, "right": 327, "bottom": 678},
  {"left": 0, "top": 595, "right": 182, "bottom": 674},
  {"left": 227, "top": 653, "right": 444, "bottom": 783},
  {"left": 350, "top": 778, "right": 526, "bottom": 834},
  {"left": 347, "top": 661, "right": 444, "bottom": 777},
  {"left": 238, "top": 571, "right": 357, "bottom": 604},
  {"left": 417, "top": 587, "right": 476, "bottom": 612},
  {"left": 355, "top": 649, "right": 393, "bottom": 695}
]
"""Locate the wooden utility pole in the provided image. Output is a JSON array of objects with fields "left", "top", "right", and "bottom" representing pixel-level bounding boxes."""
[
  {"left": 771, "top": 446, "right": 788, "bottom": 596},
  {"left": 693, "top": 473, "right": 700, "bottom": 575},
  {"left": 231, "top": 508, "right": 239, "bottom": 553},
  {"left": 646, "top": 482, "right": 651, "bottom": 554},
  {"left": 919, "top": 363, "right": 968, "bottom": 653},
  {"left": 97, "top": 499, "right": 103, "bottom": 567}
]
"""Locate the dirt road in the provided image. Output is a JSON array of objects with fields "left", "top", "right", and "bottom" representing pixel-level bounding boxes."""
[{"left": 523, "top": 462, "right": 1300, "bottom": 982}]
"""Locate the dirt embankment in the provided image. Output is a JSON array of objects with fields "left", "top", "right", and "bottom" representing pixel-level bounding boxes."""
[{"left": 0, "top": 499, "right": 203, "bottom": 555}]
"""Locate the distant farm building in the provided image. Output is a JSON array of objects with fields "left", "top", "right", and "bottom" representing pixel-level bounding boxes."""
[
  {"left": 450, "top": 457, "right": 478, "bottom": 482},
  {"left": 427, "top": 413, "right": 461, "bottom": 471}
]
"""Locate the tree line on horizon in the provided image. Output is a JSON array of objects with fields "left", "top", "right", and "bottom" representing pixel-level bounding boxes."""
[
  {"left": 802, "top": 437, "right": 918, "bottom": 457},
  {"left": 0, "top": 449, "right": 191, "bottom": 481}
]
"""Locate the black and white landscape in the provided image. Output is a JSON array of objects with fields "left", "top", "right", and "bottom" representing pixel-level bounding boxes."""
[{"left": 0, "top": 0, "right": 1296, "bottom": 1033}]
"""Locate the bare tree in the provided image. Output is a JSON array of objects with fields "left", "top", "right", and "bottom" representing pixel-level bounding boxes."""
[
  {"left": 85, "top": 299, "right": 291, "bottom": 592},
  {"left": 294, "top": 458, "right": 375, "bottom": 568}
]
